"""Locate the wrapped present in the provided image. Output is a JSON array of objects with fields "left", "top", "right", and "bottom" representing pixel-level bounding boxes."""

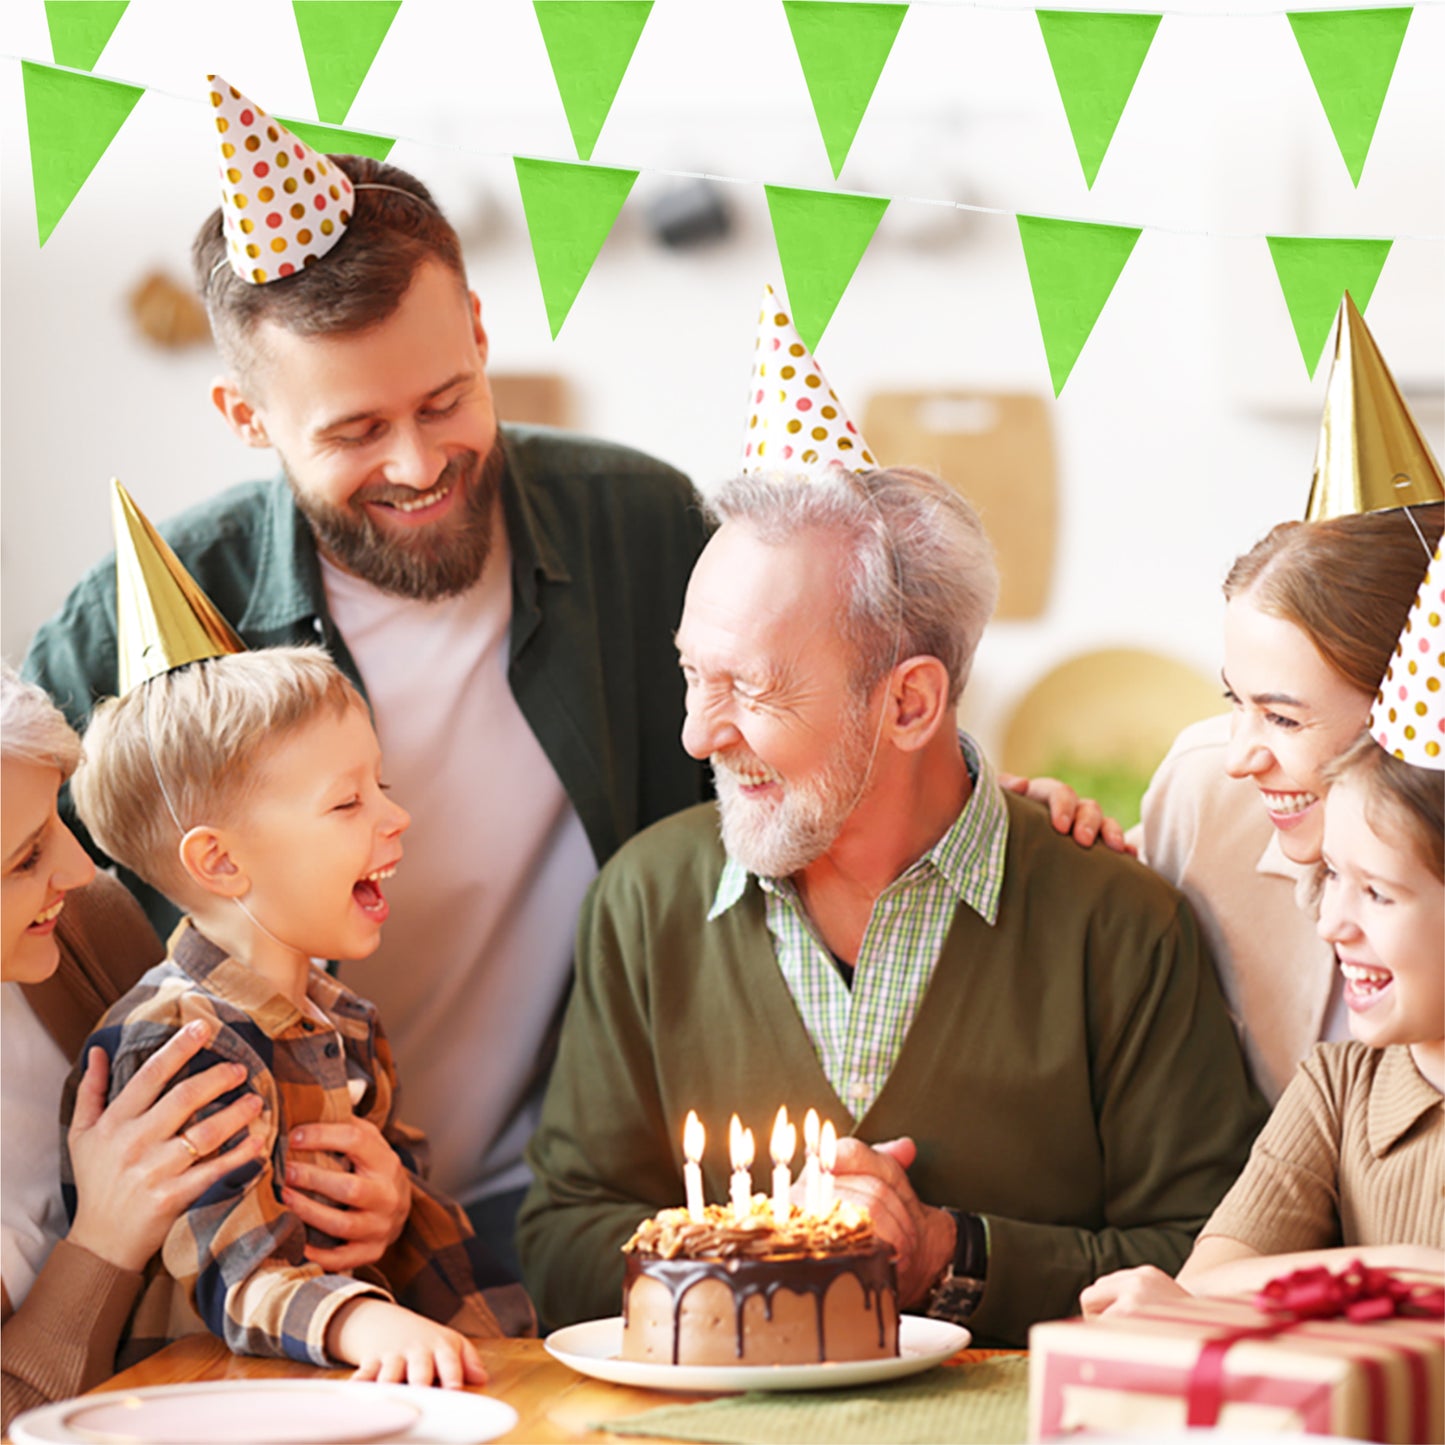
[{"left": 1028, "top": 1263, "right": 1444, "bottom": 1443}]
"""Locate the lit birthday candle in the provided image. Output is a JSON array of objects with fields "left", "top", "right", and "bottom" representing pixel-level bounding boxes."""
[
  {"left": 802, "top": 1108, "right": 821, "bottom": 1215},
  {"left": 819, "top": 1120, "right": 838, "bottom": 1211},
  {"left": 770, "top": 1107, "right": 796, "bottom": 1222},
  {"left": 683, "top": 1110, "right": 706, "bottom": 1221},
  {"left": 729, "top": 1114, "right": 755, "bottom": 1220}
]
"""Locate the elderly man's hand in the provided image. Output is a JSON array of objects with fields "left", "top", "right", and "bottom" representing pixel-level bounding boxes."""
[
  {"left": 830, "top": 1137, "right": 956, "bottom": 1309},
  {"left": 282, "top": 1119, "right": 412, "bottom": 1270}
]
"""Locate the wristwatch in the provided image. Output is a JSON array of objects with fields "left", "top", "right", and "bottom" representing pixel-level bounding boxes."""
[{"left": 926, "top": 1209, "right": 988, "bottom": 1322}]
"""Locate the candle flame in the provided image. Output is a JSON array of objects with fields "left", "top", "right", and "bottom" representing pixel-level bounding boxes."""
[
  {"left": 729, "top": 1114, "right": 755, "bottom": 1172},
  {"left": 804, "top": 1107, "right": 820, "bottom": 1152},
  {"left": 820, "top": 1119, "right": 837, "bottom": 1170},
  {"left": 684, "top": 1110, "right": 705, "bottom": 1164},
  {"left": 770, "top": 1107, "right": 796, "bottom": 1165}
]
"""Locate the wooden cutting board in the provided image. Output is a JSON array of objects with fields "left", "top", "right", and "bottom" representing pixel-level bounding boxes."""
[{"left": 862, "top": 391, "right": 1056, "bottom": 621}]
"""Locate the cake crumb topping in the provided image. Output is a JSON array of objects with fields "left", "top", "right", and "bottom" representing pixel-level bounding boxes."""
[{"left": 624, "top": 1200, "right": 878, "bottom": 1259}]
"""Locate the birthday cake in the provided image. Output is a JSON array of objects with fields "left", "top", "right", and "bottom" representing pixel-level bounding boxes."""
[{"left": 620, "top": 1201, "right": 899, "bottom": 1366}]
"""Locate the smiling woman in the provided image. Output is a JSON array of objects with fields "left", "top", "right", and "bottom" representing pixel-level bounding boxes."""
[{"left": 1138, "top": 502, "right": 1444, "bottom": 1103}]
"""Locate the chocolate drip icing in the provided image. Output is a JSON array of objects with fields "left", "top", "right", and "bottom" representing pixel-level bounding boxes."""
[{"left": 623, "top": 1247, "right": 897, "bottom": 1365}]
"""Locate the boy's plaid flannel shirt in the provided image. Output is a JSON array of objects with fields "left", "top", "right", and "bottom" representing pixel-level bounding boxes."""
[{"left": 61, "top": 920, "right": 497, "bottom": 1367}]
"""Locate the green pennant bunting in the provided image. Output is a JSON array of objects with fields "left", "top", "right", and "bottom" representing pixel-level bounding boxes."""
[
  {"left": 782, "top": 1, "right": 908, "bottom": 179},
  {"left": 1036, "top": 9, "right": 1161, "bottom": 189},
  {"left": 21, "top": 61, "right": 142, "bottom": 246},
  {"left": 533, "top": 1, "right": 653, "bottom": 162},
  {"left": 280, "top": 117, "right": 396, "bottom": 163},
  {"left": 765, "top": 186, "right": 888, "bottom": 352},
  {"left": 293, "top": 0, "right": 401, "bottom": 124},
  {"left": 1266, "top": 236, "right": 1392, "bottom": 375},
  {"left": 44, "top": 0, "right": 128, "bottom": 71},
  {"left": 514, "top": 157, "right": 638, "bottom": 338},
  {"left": 1016, "top": 214, "right": 1141, "bottom": 396},
  {"left": 1287, "top": 8, "right": 1411, "bottom": 186}
]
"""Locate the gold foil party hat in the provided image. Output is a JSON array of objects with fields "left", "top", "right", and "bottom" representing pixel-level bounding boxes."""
[
  {"left": 1304, "top": 293, "right": 1445, "bottom": 522},
  {"left": 112, "top": 480, "right": 244, "bottom": 697},
  {"left": 1370, "top": 542, "right": 1445, "bottom": 768},
  {"left": 740, "top": 285, "right": 876, "bottom": 477}
]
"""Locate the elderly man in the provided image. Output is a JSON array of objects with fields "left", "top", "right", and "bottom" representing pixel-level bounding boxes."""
[
  {"left": 516, "top": 465, "right": 1266, "bottom": 1345},
  {"left": 24, "top": 128, "right": 710, "bottom": 1282}
]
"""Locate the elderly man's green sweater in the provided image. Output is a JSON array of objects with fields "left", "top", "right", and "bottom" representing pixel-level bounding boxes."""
[{"left": 517, "top": 796, "right": 1266, "bottom": 1347}]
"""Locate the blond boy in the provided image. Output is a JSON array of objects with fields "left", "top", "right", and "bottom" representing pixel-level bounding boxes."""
[{"left": 65, "top": 647, "right": 499, "bottom": 1384}]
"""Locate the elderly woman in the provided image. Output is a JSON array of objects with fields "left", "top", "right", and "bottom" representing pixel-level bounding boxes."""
[{"left": 0, "top": 667, "right": 265, "bottom": 1429}]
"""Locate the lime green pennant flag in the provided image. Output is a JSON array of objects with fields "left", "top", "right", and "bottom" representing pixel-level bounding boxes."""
[
  {"left": 293, "top": 0, "right": 401, "bottom": 124},
  {"left": 1287, "top": 8, "right": 1411, "bottom": 186},
  {"left": 514, "top": 157, "right": 638, "bottom": 338},
  {"left": 765, "top": 186, "right": 888, "bottom": 352},
  {"left": 533, "top": 1, "right": 653, "bottom": 162},
  {"left": 44, "top": 1, "right": 128, "bottom": 71},
  {"left": 1036, "top": 10, "right": 1162, "bottom": 189},
  {"left": 1266, "top": 236, "right": 1392, "bottom": 375},
  {"left": 782, "top": 1, "right": 908, "bottom": 179},
  {"left": 280, "top": 117, "right": 396, "bottom": 162},
  {"left": 1016, "top": 214, "right": 1142, "bottom": 396},
  {"left": 21, "top": 61, "right": 142, "bottom": 246}
]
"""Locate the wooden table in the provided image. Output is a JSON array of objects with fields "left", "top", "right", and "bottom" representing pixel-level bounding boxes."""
[{"left": 23, "top": 1335, "right": 1005, "bottom": 1444}]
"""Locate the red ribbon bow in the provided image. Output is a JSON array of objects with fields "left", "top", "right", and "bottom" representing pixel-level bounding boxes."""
[
  {"left": 1186, "top": 1260, "right": 1444, "bottom": 1429},
  {"left": 1253, "top": 1260, "right": 1445, "bottom": 1325}
]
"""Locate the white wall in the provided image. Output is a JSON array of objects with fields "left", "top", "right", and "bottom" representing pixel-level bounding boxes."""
[{"left": 3, "top": 0, "right": 1442, "bottom": 759}]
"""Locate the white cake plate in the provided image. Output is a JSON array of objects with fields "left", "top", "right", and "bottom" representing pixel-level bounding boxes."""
[{"left": 544, "top": 1314, "right": 971, "bottom": 1392}]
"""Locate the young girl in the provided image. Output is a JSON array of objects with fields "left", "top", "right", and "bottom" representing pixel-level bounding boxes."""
[{"left": 1082, "top": 730, "right": 1444, "bottom": 1315}]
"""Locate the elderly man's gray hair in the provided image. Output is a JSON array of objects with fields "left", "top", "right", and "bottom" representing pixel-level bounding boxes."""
[{"left": 707, "top": 467, "right": 999, "bottom": 707}]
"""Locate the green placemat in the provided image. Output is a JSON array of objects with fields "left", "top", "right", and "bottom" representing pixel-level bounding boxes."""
[{"left": 596, "top": 1355, "right": 1030, "bottom": 1444}]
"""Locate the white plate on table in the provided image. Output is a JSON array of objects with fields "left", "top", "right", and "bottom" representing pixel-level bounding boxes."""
[
  {"left": 544, "top": 1314, "right": 970, "bottom": 1392},
  {"left": 10, "top": 1379, "right": 518, "bottom": 1445}
]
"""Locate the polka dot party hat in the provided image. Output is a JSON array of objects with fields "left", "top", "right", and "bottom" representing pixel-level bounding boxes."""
[
  {"left": 209, "top": 75, "right": 353, "bottom": 285},
  {"left": 740, "top": 285, "right": 876, "bottom": 477},
  {"left": 1370, "top": 541, "right": 1444, "bottom": 767}
]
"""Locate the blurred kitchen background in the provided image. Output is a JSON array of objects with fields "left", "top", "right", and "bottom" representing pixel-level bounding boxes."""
[{"left": 3, "top": 0, "right": 1442, "bottom": 822}]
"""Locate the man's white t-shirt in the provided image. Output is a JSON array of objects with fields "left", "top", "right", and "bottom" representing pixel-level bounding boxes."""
[{"left": 321, "top": 515, "right": 596, "bottom": 1206}]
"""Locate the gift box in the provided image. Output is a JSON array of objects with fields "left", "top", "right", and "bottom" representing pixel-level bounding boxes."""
[{"left": 1028, "top": 1271, "right": 1444, "bottom": 1443}]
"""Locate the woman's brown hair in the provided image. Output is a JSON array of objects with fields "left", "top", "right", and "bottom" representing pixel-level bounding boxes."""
[{"left": 1223, "top": 504, "right": 1442, "bottom": 696}]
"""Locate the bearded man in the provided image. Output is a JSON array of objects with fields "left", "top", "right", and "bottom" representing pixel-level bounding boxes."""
[
  {"left": 24, "top": 154, "right": 711, "bottom": 1283},
  {"left": 516, "top": 466, "right": 1266, "bottom": 1346}
]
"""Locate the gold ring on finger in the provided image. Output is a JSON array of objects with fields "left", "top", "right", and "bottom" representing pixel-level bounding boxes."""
[{"left": 179, "top": 1129, "right": 201, "bottom": 1158}]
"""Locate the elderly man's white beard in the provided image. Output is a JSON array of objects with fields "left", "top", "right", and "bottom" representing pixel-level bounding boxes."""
[{"left": 712, "top": 699, "right": 877, "bottom": 879}]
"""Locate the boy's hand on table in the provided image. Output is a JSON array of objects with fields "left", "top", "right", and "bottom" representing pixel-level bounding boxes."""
[
  {"left": 327, "top": 1298, "right": 487, "bottom": 1388},
  {"left": 283, "top": 1119, "right": 411, "bottom": 1269}
]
